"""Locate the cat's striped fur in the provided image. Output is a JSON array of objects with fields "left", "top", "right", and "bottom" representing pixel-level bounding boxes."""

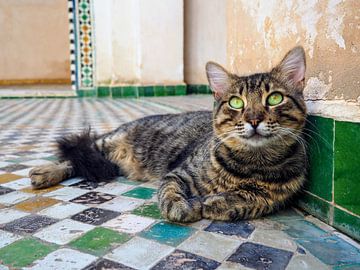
[{"left": 30, "top": 46, "right": 307, "bottom": 222}]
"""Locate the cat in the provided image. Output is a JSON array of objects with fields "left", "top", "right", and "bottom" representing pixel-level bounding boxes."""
[{"left": 29, "top": 46, "right": 307, "bottom": 223}]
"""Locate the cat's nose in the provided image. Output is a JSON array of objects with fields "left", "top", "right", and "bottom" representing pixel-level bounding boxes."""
[{"left": 249, "top": 119, "right": 260, "bottom": 129}]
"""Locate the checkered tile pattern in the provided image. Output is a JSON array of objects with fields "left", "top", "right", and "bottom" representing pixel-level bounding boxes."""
[{"left": 0, "top": 97, "right": 359, "bottom": 269}]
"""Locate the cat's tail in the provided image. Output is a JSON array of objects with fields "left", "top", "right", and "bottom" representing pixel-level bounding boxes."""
[{"left": 56, "top": 128, "right": 121, "bottom": 183}]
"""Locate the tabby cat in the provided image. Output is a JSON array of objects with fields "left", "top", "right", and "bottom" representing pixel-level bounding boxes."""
[{"left": 30, "top": 46, "right": 307, "bottom": 223}]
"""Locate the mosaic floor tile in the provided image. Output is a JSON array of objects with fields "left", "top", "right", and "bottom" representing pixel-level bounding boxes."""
[
  {"left": 104, "top": 237, "right": 174, "bottom": 270},
  {"left": 0, "top": 238, "right": 56, "bottom": 268},
  {"left": 103, "top": 214, "right": 155, "bottom": 234},
  {"left": 34, "top": 219, "right": 94, "bottom": 245},
  {"left": 83, "top": 259, "right": 135, "bottom": 270},
  {"left": 21, "top": 184, "right": 63, "bottom": 194},
  {"left": 70, "top": 191, "right": 116, "bottom": 205},
  {"left": 296, "top": 236, "right": 360, "bottom": 266},
  {"left": 20, "top": 159, "right": 53, "bottom": 166},
  {"left": 0, "top": 191, "right": 35, "bottom": 206},
  {"left": 1, "top": 164, "right": 29, "bottom": 173},
  {"left": 60, "top": 177, "right": 84, "bottom": 186},
  {"left": 140, "top": 221, "right": 195, "bottom": 246},
  {"left": 0, "top": 174, "right": 23, "bottom": 184},
  {"left": 95, "top": 182, "right": 134, "bottom": 196},
  {"left": 14, "top": 196, "right": 60, "bottom": 213},
  {"left": 152, "top": 249, "right": 221, "bottom": 270},
  {"left": 116, "top": 177, "right": 141, "bottom": 186},
  {"left": 2, "top": 215, "right": 58, "bottom": 234},
  {"left": 227, "top": 242, "right": 293, "bottom": 270},
  {"left": 38, "top": 202, "right": 88, "bottom": 219},
  {"left": 283, "top": 219, "right": 330, "bottom": 239},
  {"left": 69, "top": 227, "right": 131, "bottom": 256},
  {"left": 205, "top": 220, "right": 255, "bottom": 238},
  {"left": 122, "top": 187, "right": 157, "bottom": 200},
  {"left": 24, "top": 248, "right": 97, "bottom": 270},
  {"left": 0, "top": 186, "right": 13, "bottom": 195},
  {"left": 12, "top": 167, "right": 32, "bottom": 176},
  {"left": 99, "top": 196, "right": 144, "bottom": 212},
  {"left": 0, "top": 162, "right": 11, "bottom": 168},
  {"left": 251, "top": 229, "right": 298, "bottom": 252},
  {"left": 44, "top": 186, "right": 89, "bottom": 201},
  {"left": 0, "top": 177, "right": 31, "bottom": 190},
  {"left": 286, "top": 253, "right": 331, "bottom": 270},
  {"left": 132, "top": 202, "right": 162, "bottom": 219},
  {"left": 0, "top": 208, "right": 29, "bottom": 225},
  {"left": 0, "top": 230, "right": 22, "bottom": 249},
  {"left": 178, "top": 231, "right": 241, "bottom": 261},
  {"left": 71, "top": 207, "right": 121, "bottom": 225},
  {"left": 72, "top": 181, "right": 108, "bottom": 190}
]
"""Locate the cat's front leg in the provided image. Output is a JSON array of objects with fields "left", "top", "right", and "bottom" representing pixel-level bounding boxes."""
[
  {"left": 202, "top": 191, "right": 274, "bottom": 221},
  {"left": 158, "top": 173, "right": 202, "bottom": 223}
]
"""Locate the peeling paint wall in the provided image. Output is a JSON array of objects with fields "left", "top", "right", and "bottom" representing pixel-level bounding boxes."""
[{"left": 227, "top": 0, "right": 360, "bottom": 118}]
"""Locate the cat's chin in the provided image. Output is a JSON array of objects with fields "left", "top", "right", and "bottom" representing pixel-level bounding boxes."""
[{"left": 242, "top": 134, "right": 271, "bottom": 147}]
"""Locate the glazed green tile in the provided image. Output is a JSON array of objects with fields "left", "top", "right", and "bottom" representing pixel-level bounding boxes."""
[
  {"left": 187, "top": 84, "right": 198, "bottom": 95},
  {"left": 97, "top": 86, "right": 111, "bottom": 97},
  {"left": 333, "top": 264, "right": 360, "bottom": 270},
  {"left": 0, "top": 238, "right": 56, "bottom": 268},
  {"left": 77, "top": 89, "right": 97, "bottom": 97},
  {"left": 165, "top": 85, "right": 176, "bottom": 96},
  {"left": 132, "top": 202, "right": 162, "bottom": 219},
  {"left": 144, "top": 86, "right": 155, "bottom": 96},
  {"left": 334, "top": 121, "right": 360, "bottom": 215},
  {"left": 138, "top": 86, "right": 145, "bottom": 97},
  {"left": 69, "top": 227, "right": 131, "bottom": 256},
  {"left": 139, "top": 221, "right": 195, "bottom": 246},
  {"left": 198, "top": 85, "right": 209, "bottom": 94},
  {"left": 122, "top": 187, "right": 156, "bottom": 199},
  {"left": 333, "top": 207, "right": 360, "bottom": 241},
  {"left": 122, "top": 86, "right": 138, "bottom": 98},
  {"left": 116, "top": 176, "right": 140, "bottom": 186},
  {"left": 297, "top": 192, "right": 331, "bottom": 222},
  {"left": 175, "top": 85, "right": 186, "bottom": 95},
  {"left": 305, "top": 115, "right": 334, "bottom": 201},
  {"left": 154, "top": 85, "right": 166, "bottom": 96},
  {"left": 111, "top": 87, "right": 122, "bottom": 98}
]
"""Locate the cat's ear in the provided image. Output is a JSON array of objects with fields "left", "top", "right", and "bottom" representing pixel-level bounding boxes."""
[
  {"left": 272, "top": 46, "right": 306, "bottom": 90},
  {"left": 206, "top": 62, "right": 231, "bottom": 99}
]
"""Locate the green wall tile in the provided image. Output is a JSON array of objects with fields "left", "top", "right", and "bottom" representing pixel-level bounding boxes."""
[
  {"left": 122, "top": 86, "right": 138, "bottom": 97},
  {"left": 165, "top": 86, "right": 176, "bottom": 96},
  {"left": 198, "top": 85, "right": 209, "bottom": 94},
  {"left": 297, "top": 192, "right": 331, "bottom": 223},
  {"left": 111, "top": 87, "right": 122, "bottom": 98},
  {"left": 333, "top": 207, "right": 360, "bottom": 241},
  {"left": 144, "top": 86, "right": 155, "bottom": 96},
  {"left": 0, "top": 238, "right": 56, "bottom": 268},
  {"left": 69, "top": 227, "right": 131, "bottom": 256},
  {"left": 334, "top": 121, "right": 360, "bottom": 215},
  {"left": 77, "top": 89, "right": 97, "bottom": 97},
  {"left": 186, "top": 84, "right": 198, "bottom": 94},
  {"left": 154, "top": 85, "right": 166, "bottom": 96},
  {"left": 97, "top": 86, "right": 111, "bottom": 97},
  {"left": 138, "top": 86, "right": 145, "bottom": 97},
  {"left": 175, "top": 85, "right": 186, "bottom": 95},
  {"left": 305, "top": 116, "right": 334, "bottom": 201}
]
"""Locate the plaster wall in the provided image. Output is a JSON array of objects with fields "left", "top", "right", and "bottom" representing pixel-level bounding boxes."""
[
  {"left": 0, "top": 0, "right": 71, "bottom": 83},
  {"left": 184, "top": 0, "right": 227, "bottom": 85}
]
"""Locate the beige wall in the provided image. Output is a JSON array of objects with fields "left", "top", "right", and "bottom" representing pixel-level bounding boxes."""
[
  {"left": 184, "top": 0, "right": 227, "bottom": 84},
  {"left": 0, "top": 0, "right": 71, "bottom": 83},
  {"left": 94, "top": 0, "right": 184, "bottom": 85}
]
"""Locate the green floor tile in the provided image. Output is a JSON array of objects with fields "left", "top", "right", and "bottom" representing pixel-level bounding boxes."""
[
  {"left": 139, "top": 221, "right": 195, "bottom": 246},
  {"left": 305, "top": 115, "right": 334, "bottom": 201},
  {"left": 0, "top": 238, "right": 56, "bottom": 268},
  {"left": 69, "top": 227, "right": 131, "bottom": 256},
  {"left": 334, "top": 121, "right": 360, "bottom": 215},
  {"left": 132, "top": 203, "right": 162, "bottom": 219},
  {"left": 122, "top": 187, "right": 157, "bottom": 199},
  {"left": 116, "top": 177, "right": 140, "bottom": 186}
]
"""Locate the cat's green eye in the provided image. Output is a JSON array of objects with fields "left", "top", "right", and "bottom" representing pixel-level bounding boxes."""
[
  {"left": 229, "top": 96, "right": 244, "bottom": 109},
  {"left": 267, "top": 92, "right": 284, "bottom": 106}
]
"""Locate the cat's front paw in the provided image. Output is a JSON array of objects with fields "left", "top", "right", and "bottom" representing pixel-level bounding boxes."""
[
  {"left": 160, "top": 196, "right": 202, "bottom": 223},
  {"left": 202, "top": 195, "right": 233, "bottom": 220}
]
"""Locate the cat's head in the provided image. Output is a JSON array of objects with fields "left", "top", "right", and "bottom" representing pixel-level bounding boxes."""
[{"left": 206, "top": 46, "right": 307, "bottom": 148}]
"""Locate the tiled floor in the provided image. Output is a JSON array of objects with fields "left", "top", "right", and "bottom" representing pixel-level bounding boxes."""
[{"left": 0, "top": 97, "right": 359, "bottom": 270}]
